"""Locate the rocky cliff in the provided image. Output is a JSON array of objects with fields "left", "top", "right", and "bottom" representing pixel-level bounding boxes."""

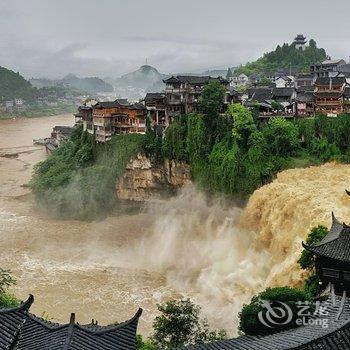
[{"left": 116, "top": 154, "right": 191, "bottom": 201}]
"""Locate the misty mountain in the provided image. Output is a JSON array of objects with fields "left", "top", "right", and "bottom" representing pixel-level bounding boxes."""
[
  {"left": 30, "top": 74, "right": 114, "bottom": 94},
  {"left": 107, "top": 65, "right": 167, "bottom": 101}
]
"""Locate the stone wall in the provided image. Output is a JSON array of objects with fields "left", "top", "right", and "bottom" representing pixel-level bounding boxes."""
[{"left": 116, "top": 154, "right": 191, "bottom": 201}]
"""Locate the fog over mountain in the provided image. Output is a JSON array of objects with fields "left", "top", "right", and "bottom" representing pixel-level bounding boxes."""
[{"left": 1, "top": 0, "right": 350, "bottom": 79}]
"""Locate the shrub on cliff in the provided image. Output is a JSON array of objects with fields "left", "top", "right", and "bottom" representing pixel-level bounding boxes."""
[
  {"left": 298, "top": 225, "right": 328, "bottom": 271},
  {"left": 298, "top": 225, "right": 328, "bottom": 297},
  {"left": 31, "top": 125, "right": 144, "bottom": 220}
]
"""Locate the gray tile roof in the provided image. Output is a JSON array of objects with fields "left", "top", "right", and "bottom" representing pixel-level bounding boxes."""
[
  {"left": 182, "top": 294, "right": 350, "bottom": 350},
  {"left": 272, "top": 88, "right": 295, "bottom": 98},
  {"left": 303, "top": 213, "right": 350, "bottom": 262},
  {"left": 144, "top": 93, "right": 166, "bottom": 102},
  {"left": 249, "top": 88, "right": 273, "bottom": 102},
  {"left": 296, "top": 92, "right": 314, "bottom": 103},
  {"left": 0, "top": 295, "right": 142, "bottom": 350},
  {"left": 163, "top": 76, "right": 228, "bottom": 85}
]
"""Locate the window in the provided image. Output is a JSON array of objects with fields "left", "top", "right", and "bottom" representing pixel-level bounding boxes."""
[{"left": 322, "top": 268, "right": 340, "bottom": 279}]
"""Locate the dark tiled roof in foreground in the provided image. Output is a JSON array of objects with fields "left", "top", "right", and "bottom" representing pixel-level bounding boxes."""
[
  {"left": 303, "top": 213, "right": 350, "bottom": 262},
  {"left": 183, "top": 293, "right": 350, "bottom": 350},
  {"left": 0, "top": 295, "right": 142, "bottom": 350}
]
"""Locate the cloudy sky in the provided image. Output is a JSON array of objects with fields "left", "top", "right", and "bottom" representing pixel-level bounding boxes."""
[{"left": 0, "top": 0, "right": 349, "bottom": 79}]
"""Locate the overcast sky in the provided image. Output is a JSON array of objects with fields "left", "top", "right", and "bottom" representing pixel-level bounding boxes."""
[{"left": 0, "top": 0, "right": 349, "bottom": 79}]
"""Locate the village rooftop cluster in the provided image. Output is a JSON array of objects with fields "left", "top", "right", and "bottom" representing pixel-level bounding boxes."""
[{"left": 71, "top": 35, "right": 350, "bottom": 145}]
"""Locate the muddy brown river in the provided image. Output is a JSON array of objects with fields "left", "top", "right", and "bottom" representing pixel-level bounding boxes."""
[{"left": 0, "top": 114, "right": 174, "bottom": 334}]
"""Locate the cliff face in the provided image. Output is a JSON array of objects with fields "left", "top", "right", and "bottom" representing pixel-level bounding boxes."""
[{"left": 116, "top": 154, "right": 191, "bottom": 201}]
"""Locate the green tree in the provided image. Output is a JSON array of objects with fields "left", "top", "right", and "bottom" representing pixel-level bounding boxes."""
[
  {"left": 151, "top": 299, "right": 227, "bottom": 349},
  {"left": 0, "top": 269, "right": 19, "bottom": 308},
  {"left": 162, "top": 117, "right": 188, "bottom": 161},
  {"left": 239, "top": 287, "right": 311, "bottom": 336},
  {"left": 298, "top": 226, "right": 328, "bottom": 298},
  {"left": 298, "top": 226, "right": 328, "bottom": 271},
  {"left": 136, "top": 335, "right": 155, "bottom": 350},
  {"left": 263, "top": 118, "right": 300, "bottom": 156},
  {"left": 200, "top": 80, "right": 226, "bottom": 141},
  {"left": 228, "top": 104, "right": 257, "bottom": 150}
]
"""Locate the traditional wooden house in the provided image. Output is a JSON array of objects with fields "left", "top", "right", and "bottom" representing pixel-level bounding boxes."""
[
  {"left": 296, "top": 88, "right": 315, "bottom": 116},
  {"left": 92, "top": 99, "right": 147, "bottom": 142},
  {"left": 144, "top": 92, "right": 168, "bottom": 127},
  {"left": 314, "top": 77, "right": 347, "bottom": 116},
  {"left": 75, "top": 106, "right": 93, "bottom": 133},
  {"left": 51, "top": 126, "right": 74, "bottom": 145},
  {"left": 295, "top": 73, "right": 315, "bottom": 88},
  {"left": 163, "top": 75, "right": 229, "bottom": 119},
  {"left": 0, "top": 295, "right": 142, "bottom": 349},
  {"left": 311, "top": 59, "right": 347, "bottom": 78}
]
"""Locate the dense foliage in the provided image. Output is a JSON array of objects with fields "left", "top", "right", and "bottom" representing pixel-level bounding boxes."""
[
  {"left": 298, "top": 225, "right": 328, "bottom": 298},
  {"left": 31, "top": 125, "right": 144, "bottom": 220},
  {"left": 137, "top": 299, "right": 226, "bottom": 349},
  {"left": 239, "top": 287, "right": 312, "bottom": 336},
  {"left": 235, "top": 39, "right": 327, "bottom": 76},
  {"left": 298, "top": 226, "right": 328, "bottom": 271},
  {"left": 0, "top": 269, "right": 20, "bottom": 308}
]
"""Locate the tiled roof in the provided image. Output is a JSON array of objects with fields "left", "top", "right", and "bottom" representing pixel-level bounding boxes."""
[
  {"left": 163, "top": 75, "right": 228, "bottom": 85},
  {"left": 249, "top": 88, "right": 273, "bottom": 102},
  {"left": 296, "top": 92, "right": 314, "bottom": 103},
  {"left": 144, "top": 93, "right": 166, "bottom": 101},
  {"left": 52, "top": 126, "right": 74, "bottom": 135},
  {"left": 321, "top": 59, "right": 346, "bottom": 66},
  {"left": 272, "top": 88, "right": 295, "bottom": 98},
  {"left": 315, "top": 77, "right": 346, "bottom": 86},
  {"left": 303, "top": 213, "right": 350, "bottom": 262},
  {"left": 131, "top": 102, "right": 146, "bottom": 110},
  {"left": 183, "top": 293, "right": 350, "bottom": 350},
  {"left": 0, "top": 295, "right": 142, "bottom": 350},
  {"left": 94, "top": 99, "right": 146, "bottom": 111}
]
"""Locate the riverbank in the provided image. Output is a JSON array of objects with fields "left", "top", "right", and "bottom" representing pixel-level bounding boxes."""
[{"left": 0, "top": 104, "right": 76, "bottom": 120}]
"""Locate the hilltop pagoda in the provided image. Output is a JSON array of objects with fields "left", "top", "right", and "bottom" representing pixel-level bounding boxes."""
[
  {"left": 303, "top": 213, "right": 350, "bottom": 294},
  {"left": 294, "top": 34, "right": 307, "bottom": 51}
]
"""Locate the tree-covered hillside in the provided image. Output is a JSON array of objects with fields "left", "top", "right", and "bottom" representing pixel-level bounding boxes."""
[
  {"left": 0, "top": 66, "right": 36, "bottom": 100},
  {"left": 235, "top": 39, "right": 327, "bottom": 76}
]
